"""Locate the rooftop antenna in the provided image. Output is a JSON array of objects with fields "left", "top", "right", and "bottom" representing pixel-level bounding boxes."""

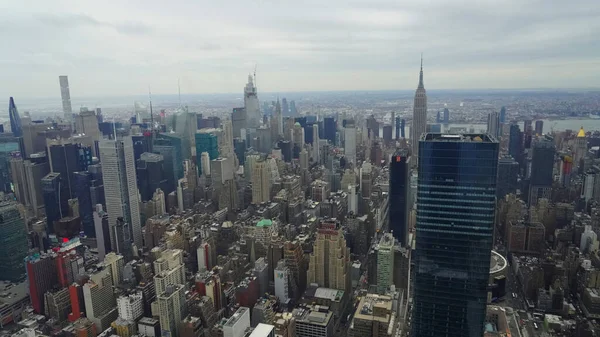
[
  {"left": 149, "top": 86, "right": 154, "bottom": 130},
  {"left": 254, "top": 64, "right": 257, "bottom": 89},
  {"left": 178, "top": 78, "right": 182, "bottom": 108},
  {"left": 112, "top": 118, "right": 117, "bottom": 140}
]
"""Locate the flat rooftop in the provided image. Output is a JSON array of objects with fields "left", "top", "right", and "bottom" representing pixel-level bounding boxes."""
[
  {"left": 422, "top": 133, "right": 497, "bottom": 143},
  {"left": 224, "top": 307, "right": 249, "bottom": 327}
]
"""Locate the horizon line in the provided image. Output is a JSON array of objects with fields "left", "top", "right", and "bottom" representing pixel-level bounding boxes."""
[{"left": 10, "top": 86, "right": 600, "bottom": 102}]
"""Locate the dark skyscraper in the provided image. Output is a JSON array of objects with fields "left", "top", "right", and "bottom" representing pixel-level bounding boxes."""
[
  {"left": 42, "top": 172, "right": 64, "bottom": 234},
  {"left": 529, "top": 135, "right": 555, "bottom": 206},
  {"left": 400, "top": 119, "right": 406, "bottom": 138},
  {"left": 443, "top": 108, "right": 450, "bottom": 123},
  {"left": 497, "top": 156, "right": 519, "bottom": 199},
  {"left": 73, "top": 171, "right": 94, "bottom": 237},
  {"left": 324, "top": 117, "right": 336, "bottom": 145},
  {"left": 382, "top": 125, "right": 392, "bottom": 144},
  {"left": 535, "top": 120, "right": 544, "bottom": 135},
  {"left": 523, "top": 120, "right": 533, "bottom": 149},
  {"left": 8, "top": 97, "right": 22, "bottom": 137},
  {"left": 48, "top": 142, "right": 92, "bottom": 211},
  {"left": 389, "top": 150, "right": 410, "bottom": 246},
  {"left": 412, "top": 133, "right": 498, "bottom": 337},
  {"left": 395, "top": 117, "right": 401, "bottom": 139},
  {"left": 137, "top": 152, "right": 167, "bottom": 202},
  {"left": 0, "top": 201, "right": 29, "bottom": 282},
  {"left": 509, "top": 123, "right": 523, "bottom": 166}
]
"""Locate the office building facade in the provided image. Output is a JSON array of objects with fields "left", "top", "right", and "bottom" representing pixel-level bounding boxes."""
[
  {"left": 99, "top": 137, "right": 142, "bottom": 248},
  {"left": 412, "top": 133, "right": 498, "bottom": 337}
]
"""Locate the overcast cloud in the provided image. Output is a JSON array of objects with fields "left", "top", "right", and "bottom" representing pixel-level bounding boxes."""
[{"left": 0, "top": 0, "right": 599, "bottom": 97}]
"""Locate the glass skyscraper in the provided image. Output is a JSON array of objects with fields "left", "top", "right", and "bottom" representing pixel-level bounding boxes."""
[
  {"left": 389, "top": 149, "right": 411, "bottom": 246},
  {"left": 412, "top": 133, "right": 498, "bottom": 337},
  {"left": 195, "top": 129, "right": 219, "bottom": 176}
]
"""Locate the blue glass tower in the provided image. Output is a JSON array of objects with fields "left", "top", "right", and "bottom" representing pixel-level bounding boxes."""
[
  {"left": 41, "top": 172, "right": 63, "bottom": 234},
  {"left": 412, "top": 133, "right": 498, "bottom": 337},
  {"left": 8, "top": 97, "right": 22, "bottom": 137},
  {"left": 154, "top": 133, "right": 184, "bottom": 195}
]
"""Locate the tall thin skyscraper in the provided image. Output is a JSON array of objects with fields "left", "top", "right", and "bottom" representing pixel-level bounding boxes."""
[
  {"left": 389, "top": 149, "right": 410, "bottom": 246},
  {"left": 99, "top": 137, "right": 142, "bottom": 249},
  {"left": 344, "top": 120, "right": 356, "bottom": 166},
  {"left": 8, "top": 97, "right": 22, "bottom": 137},
  {"left": 412, "top": 133, "right": 498, "bottom": 337},
  {"left": 411, "top": 57, "right": 427, "bottom": 163},
  {"left": 529, "top": 135, "right": 555, "bottom": 206},
  {"left": 244, "top": 75, "right": 260, "bottom": 128},
  {"left": 59, "top": 76, "right": 73, "bottom": 122},
  {"left": 281, "top": 98, "right": 289, "bottom": 116},
  {"left": 486, "top": 111, "right": 500, "bottom": 139}
]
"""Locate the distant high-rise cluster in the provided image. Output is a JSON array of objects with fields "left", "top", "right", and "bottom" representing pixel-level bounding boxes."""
[{"left": 0, "top": 57, "right": 594, "bottom": 337}]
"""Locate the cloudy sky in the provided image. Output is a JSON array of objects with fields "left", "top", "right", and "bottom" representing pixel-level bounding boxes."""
[{"left": 1, "top": 0, "right": 599, "bottom": 98}]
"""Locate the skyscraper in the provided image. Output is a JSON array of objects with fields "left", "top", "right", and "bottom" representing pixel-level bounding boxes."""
[
  {"left": 324, "top": 117, "right": 336, "bottom": 145},
  {"left": 574, "top": 127, "right": 587, "bottom": 169},
  {"left": 42, "top": 172, "right": 65, "bottom": 234},
  {"left": 75, "top": 108, "right": 101, "bottom": 156},
  {"left": 307, "top": 219, "right": 351, "bottom": 292},
  {"left": 496, "top": 156, "right": 519, "bottom": 199},
  {"left": 499, "top": 106, "right": 506, "bottom": 124},
  {"left": 73, "top": 171, "right": 94, "bottom": 237},
  {"left": 59, "top": 76, "right": 73, "bottom": 122},
  {"left": 252, "top": 159, "right": 271, "bottom": 205},
  {"left": 344, "top": 120, "right": 356, "bottom": 166},
  {"left": 195, "top": 129, "right": 219, "bottom": 176},
  {"left": 0, "top": 202, "right": 28, "bottom": 281},
  {"left": 412, "top": 133, "right": 498, "bottom": 337},
  {"left": 137, "top": 152, "right": 167, "bottom": 202},
  {"left": 487, "top": 111, "right": 500, "bottom": 139},
  {"left": 47, "top": 139, "right": 92, "bottom": 208},
  {"left": 389, "top": 150, "right": 411, "bottom": 246},
  {"left": 232, "top": 107, "right": 247, "bottom": 139},
  {"left": 8, "top": 97, "right": 22, "bottom": 137},
  {"left": 411, "top": 57, "right": 427, "bottom": 163},
  {"left": 529, "top": 135, "right": 556, "bottom": 206},
  {"left": 0, "top": 134, "right": 20, "bottom": 192},
  {"left": 244, "top": 75, "right": 260, "bottom": 129},
  {"left": 376, "top": 233, "right": 395, "bottom": 294},
  {"left": 158, "top": 284, "right": 187, "bottom": 337},
  {"left": 83, "top": 268, "right": 118, "bottom": 331},
  {"left": 274, "top": 260, "right": 290, "bottom": 305},
  {"left": 534, "top": 120, "right": 544, "bottom": 136},
  {"left": 508, "top": 123, "right": 523, "bottom": 166},
  {"left": 99, "top": 137, "right": 142, "bottom": 249},
  {"left": 281, "top": 98, "right": 289, "bottom": 116}
]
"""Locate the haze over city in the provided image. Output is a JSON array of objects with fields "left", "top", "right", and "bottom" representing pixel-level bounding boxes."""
[{"left": 2, "top": 0, "right": 600, "bottom": 98}]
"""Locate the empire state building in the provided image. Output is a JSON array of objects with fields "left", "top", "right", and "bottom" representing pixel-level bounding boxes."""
[{"left": 411, "top": 57, "right": 427, "bottom": 164}]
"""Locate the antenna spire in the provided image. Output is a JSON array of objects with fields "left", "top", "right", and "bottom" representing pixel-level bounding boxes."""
[
  {"left": 178, "top": 78, "right": 181, "bottom": 108},
  {"left": 418, "top": 53, "right": 425, "bottom": 89},
  {"left": 149, "top": 86, "right": 154, "bottom": 130}
]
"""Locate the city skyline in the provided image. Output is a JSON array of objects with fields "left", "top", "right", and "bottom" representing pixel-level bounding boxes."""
[{"left": 1, "top": 0, "right": 599, "bottom": 98}]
